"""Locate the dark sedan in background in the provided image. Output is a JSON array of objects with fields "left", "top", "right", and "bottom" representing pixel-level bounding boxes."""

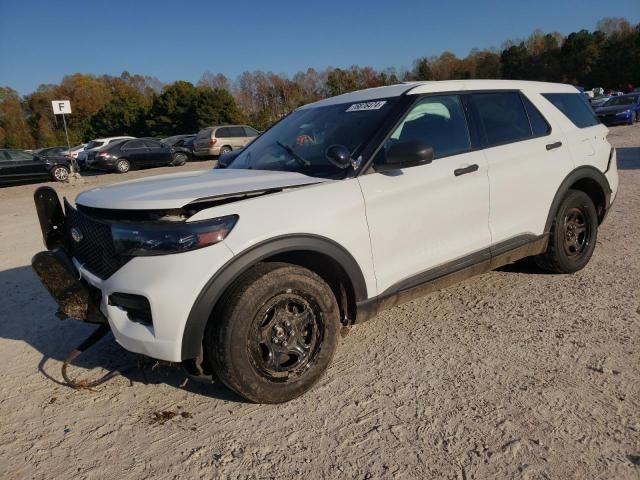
[
  {"left": 86, "top": 138, "right": 189, "bottom": 173},
  {"left": 0, "top": 149, "right": 71, "bottom": 186},
  {"left": 595, "top": 94, "right": 640, "bottom": 125}
]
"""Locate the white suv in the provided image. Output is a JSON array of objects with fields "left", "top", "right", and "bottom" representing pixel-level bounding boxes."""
[{"left": 32, "top": 80, "right": 618, "bottom": 403}]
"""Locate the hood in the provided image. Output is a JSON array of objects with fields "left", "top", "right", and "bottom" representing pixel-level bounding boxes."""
[
  {"left": 595, "top": 104, "right": 632, "bottom": 114},
  {"left": 75, "top": 169, "right": 328, "bottom": 210}
]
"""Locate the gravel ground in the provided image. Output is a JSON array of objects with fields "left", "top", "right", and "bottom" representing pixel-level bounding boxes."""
[{"left": 0, "top": 129, "right": 638, "bottom": 479}]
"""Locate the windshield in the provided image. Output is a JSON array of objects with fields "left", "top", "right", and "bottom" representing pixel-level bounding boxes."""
[
  {"left": 228, "top": 98, "right": 399, "bottom": 178},
  {"left": 604, "top": 96, "right": 636, "bottom": 107}
]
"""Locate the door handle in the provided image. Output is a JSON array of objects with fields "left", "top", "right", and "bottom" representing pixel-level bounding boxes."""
[
  {"left": 454, "top": 164, "right": 479, "bottom": 176},
  {"left": 546, "top": 141, "right": 562, "bottom": 151}
]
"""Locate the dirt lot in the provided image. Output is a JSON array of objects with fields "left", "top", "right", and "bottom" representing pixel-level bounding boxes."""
[{"left": 0, "top": 130, "right": 639, "bottom": 479}]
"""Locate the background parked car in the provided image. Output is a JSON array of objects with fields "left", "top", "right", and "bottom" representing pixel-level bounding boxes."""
[
  {"left": 34, "top": 146, "right": 68, "bottom": 157},
  {"left": 161, "top": 134, "right": 196, "bottom": 159},
  {"left": 86, "top": 137, "right": 188, "bottom": 173},
  {"left": 193, "top": 125, "right": 260, "bottom": 158},
  {"left": 61, "top": 143, "right": 87, "bottom": 159},
  {"left": 595, "top": 93, "right": 640, "bottom": 125},
  {"left": 0, "top": 149, "right": 70, "bottom": 186},
  {"left": 77, "top": 136, "right": 134, "bottom": 169}
]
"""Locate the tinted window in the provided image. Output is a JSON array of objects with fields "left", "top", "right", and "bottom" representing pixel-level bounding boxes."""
[
  {"left": 543, "top": 93, "right": 599, "bottom": 128},
  {"left": 473, "top": 92, "right": 532, "bottom": 146},
  {"left": 216, "top": 127, "right": 230, "bottom": 138},
  {"left": 387, "top": 95, "right": 470, "bottom": 159},
  {"left": 6, "top": 150, "right": 34, "bottom": 161},
  {"left": 196, "top": 128, "right": 212, "bottom": 139},
  {"left": 229, "top": 127, "right": 246, "bottom": 137},
  {"left": 86, "top": 140, "right": 104, "bottom": 149},
  {"left": 522, "top": 95, "right": 551, "bottom": 137},
  {"left": 143, "top": 139, "right": 163, "bottom": 148},
  {"left": 244, "top": 127, "right": 259, "bottom": 137},
  {"left": 123, "top": 140, "right": 144, "bottom": 149}
]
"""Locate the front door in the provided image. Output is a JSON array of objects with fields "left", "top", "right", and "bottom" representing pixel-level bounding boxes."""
[{"left": 358, "top": 94, "right": 492, "bottom": 295}]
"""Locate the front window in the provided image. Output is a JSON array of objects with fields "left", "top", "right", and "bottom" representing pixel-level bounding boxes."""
[{"left": 228, "top": 98, "right": 399, "bottom": 178}]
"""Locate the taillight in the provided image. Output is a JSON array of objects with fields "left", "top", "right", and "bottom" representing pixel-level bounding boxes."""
[
  {"left": 209, "top": 139, "right": 217, "bottom": 146},
  {"left": 97, "top": 151, "right": 108, "bottom": 157}
]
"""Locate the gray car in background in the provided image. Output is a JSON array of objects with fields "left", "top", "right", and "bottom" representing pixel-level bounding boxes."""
[{"left": 193, "top": 125, "right": 260, "bottom": 158}]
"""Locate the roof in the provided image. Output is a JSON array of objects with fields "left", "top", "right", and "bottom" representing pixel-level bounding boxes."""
[{"left": 298, "top": 80, "right": 579, "bottom": 109}]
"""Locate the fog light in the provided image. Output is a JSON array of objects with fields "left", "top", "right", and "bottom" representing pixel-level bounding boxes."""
[{"left": 109, "top": 293, "right": 152, "bottom": 326}]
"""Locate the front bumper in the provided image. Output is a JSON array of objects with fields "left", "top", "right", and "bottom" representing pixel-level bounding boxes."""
[{"left": 31, "top": 187, "right": 235, "bottom": 362}]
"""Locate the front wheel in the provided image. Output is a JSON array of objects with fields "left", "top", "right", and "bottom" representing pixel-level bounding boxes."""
[
  {"left": 171, "top": 152, "right": 188, "bottom": 166},
  {"left": 207, "top": 263, "right": 341, "bottom": 403},
  {"left": 535, "top": 189, "right": 598, "bottom": 273}
]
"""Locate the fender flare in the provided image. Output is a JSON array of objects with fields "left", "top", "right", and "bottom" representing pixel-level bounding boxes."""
[
  {"left": 543, "top": 165, "right": 611, "bottom": 233},
  {"left": 180, "top": 234, "right": 368, "bottom": 360}
]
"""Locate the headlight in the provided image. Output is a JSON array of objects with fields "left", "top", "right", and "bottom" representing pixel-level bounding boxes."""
[
  {"left": 616, "top": 109, "right": 631, "bottom": 116},
  {"left": 112, "top": 215, "right": 238, "bottom": 256}
]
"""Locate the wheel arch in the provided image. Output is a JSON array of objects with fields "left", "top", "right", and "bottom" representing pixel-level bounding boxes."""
[
  {"left": 180, "top": 234, "right": 368, "bottom": 360},
  {"left": 544, "top": 166, "right": 611, "bottom": 233}
]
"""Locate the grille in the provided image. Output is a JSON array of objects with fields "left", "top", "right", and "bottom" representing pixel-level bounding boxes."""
[{"left": 64, "top": 200, "right": 130, "bottom": 279}]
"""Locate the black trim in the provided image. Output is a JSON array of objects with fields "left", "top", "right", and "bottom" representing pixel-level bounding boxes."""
[
  {"left": 180, "top": 234, "right": 368, "bottom": 360},
  {"left": 355, "top": 234, "right": 548, "bottom": 324},
  {"left": 543, "top": 166, "right": 611, "bottom": 232}
]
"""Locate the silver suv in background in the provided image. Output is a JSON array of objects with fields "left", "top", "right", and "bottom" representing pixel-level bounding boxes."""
[{"left": 193, "top": 125, "right": 260, "bottom": 158}]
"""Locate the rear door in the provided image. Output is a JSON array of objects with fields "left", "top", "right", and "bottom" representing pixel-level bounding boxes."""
[
  {"left": 142, "top": 139, "right": 172, "bottom": 165},
  {"left": 358, "top": 94, "right": 492, "bottom": 294},
  {"left": 0, "top": 151, "right": 16, "bottom": 184},
  {"left": 228, "top": 126, "right": 247, "bottom": 149},
  {"left": 120, "top": 140, "right": 146, "bottom": 166},
  {"left": 470, "top": 91, "right": 571, "bottom": 245}
]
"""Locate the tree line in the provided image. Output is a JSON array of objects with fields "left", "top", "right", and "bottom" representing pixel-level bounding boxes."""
[{"left": 1, "top": 17, "right": 638, "bottom": 149}]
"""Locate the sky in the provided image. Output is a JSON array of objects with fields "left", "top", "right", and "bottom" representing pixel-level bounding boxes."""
[{"left": 1, "top": 0, "right": 638, "bottom": 95}]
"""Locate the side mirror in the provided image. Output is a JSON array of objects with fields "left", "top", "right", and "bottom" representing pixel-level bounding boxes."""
[
  {"left": 325, "top": 144, "right": 352, "bottom": 169},
  {"left": 375, "top": 140, "right": 434, "bottom": 172},
  {"left": 216, "top": 149, "right": 241, "bottom": 169}
]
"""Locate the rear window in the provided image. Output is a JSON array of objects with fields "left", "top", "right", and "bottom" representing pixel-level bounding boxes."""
[
  {"left": 472, "top": 92, "right": 532, "bottom": 146},
  {"left": 86, "top": 140, "right": 104, "bottom": 149},
  {"left": 543, "top": 93, "right": 599, "bottom": 128},
  {"left": 196, "top": 128, "right": 213, "bottom": 139}
]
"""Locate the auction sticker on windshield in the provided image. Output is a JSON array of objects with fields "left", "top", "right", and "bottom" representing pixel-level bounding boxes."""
[{"left": 346, "top": 101, "right": 387, "bottom": 112}]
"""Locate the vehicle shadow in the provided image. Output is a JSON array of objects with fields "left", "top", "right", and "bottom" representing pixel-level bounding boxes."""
[
  {"left": 0, "top": 265, "right": 246, "bottom": 403},
  {"left": 617, "top": 147, "right": 640, "bottom": 170}
]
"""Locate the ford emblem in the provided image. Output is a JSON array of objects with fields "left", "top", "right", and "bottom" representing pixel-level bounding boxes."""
[{"left": 71, "top": 227, "right": 83, "bottom": 243}]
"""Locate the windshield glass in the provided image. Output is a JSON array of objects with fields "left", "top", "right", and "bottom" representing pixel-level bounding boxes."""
[
  {"left": 228, "top": 98, "right": 399, "bottom": 178},
  {"left": 604, "top": 96, "right": 636, "bottom": 107}
]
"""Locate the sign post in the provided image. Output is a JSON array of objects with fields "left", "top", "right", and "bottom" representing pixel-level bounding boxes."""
[{"left": 51, "top": 100, "right": 79, "bottom": 175}]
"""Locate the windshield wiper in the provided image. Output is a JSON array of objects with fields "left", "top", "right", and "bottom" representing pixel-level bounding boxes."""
[{"left": 275, "top": 141, "right": 310, "bottom": 166}]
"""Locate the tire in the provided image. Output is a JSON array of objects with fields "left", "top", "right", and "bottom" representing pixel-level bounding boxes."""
[
  {"left": 219, "top": 146, "right": 232, "bottom": 156},
  {"left": 50, "top": 165, "right": 69, "bottom": 182},
  {"left": 207, "top": 262, "right": 341, "bottom": 403},
  {"left": 115, "top": 159, "right": 130, "bottom": 174},
  {"left": 535, "top": 189, "right": 598, "bottom": 273},
  {"left": 171, "top": 152, "right": 187, "bottom": 166}
]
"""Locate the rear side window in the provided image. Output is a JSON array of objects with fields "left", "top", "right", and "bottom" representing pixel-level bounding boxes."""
[
  {"left": 229, "top": 126, "right": 246, "bottom": 137},
  {"left": 216, "top": 127, "right": 230, "bottom": 138},
  {"left": 521, "top": 96, "right": 551, "bottom": 137},
  {"left": 472, "top": 92, "right": 532, "bottom": 146},
  {"left": 388, "top": 94, "right": 470, "bottom": 160},
  {"left": 143, "top": 139, "right": 162, "bottom": 148},
  {"left": 543, "top": 93, "right": 599, "bottom": 128},
  {"left": 123, "top": 140, "right": 144, "bottom": 149}
]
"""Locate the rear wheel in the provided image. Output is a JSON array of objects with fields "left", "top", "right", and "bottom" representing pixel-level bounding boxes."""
[
  {"left": 535, "top": 189, "right": 598, "bottom": 273},
  {"left": 207, "top": 263, "right": 341, "bottom": 403},
  {"left": 219, "top": 146, "right": 232, "bottom": 156},
  {"left": 50, "top": 165, "right": 69, "bottom": 182},
  {"left": 171, "top": 152, "right": 188, "bottom": 166},
  {"left": 115, "top": 159, "right": 130, "bottom": 173}
]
